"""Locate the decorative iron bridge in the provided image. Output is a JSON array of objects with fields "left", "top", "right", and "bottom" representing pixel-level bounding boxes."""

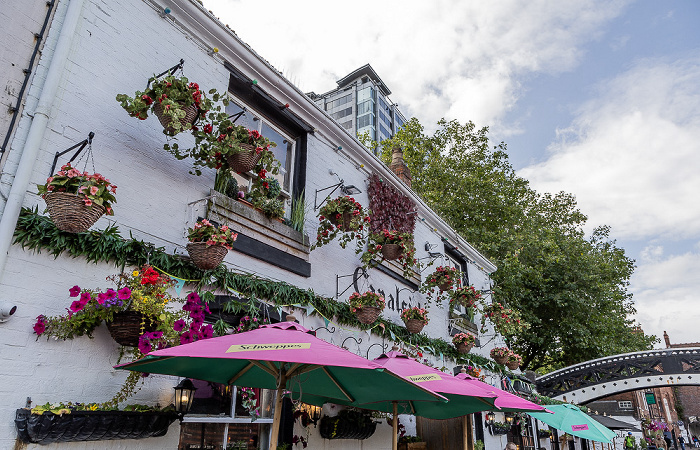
[{"left": 535, "top": 347, "right": 700, "bottom": 403}]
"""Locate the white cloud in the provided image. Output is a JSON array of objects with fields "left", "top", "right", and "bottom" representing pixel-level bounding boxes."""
[
  {"left": 204, "top": 0, "right": 630, "bottom": 131},
  {"left": 519, "top": 55, "right": 700, "bottom": 240},
  {"left": 631, "top": 250, "right": 700, "bottom": 345}
]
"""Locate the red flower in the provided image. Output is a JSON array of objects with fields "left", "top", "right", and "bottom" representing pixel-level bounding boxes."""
[
  {"left": 203, "top": 124, "right": 213, "bottom": 134},
  {"left": 141, "top": 95, "right": 153, "bottom": 105}
]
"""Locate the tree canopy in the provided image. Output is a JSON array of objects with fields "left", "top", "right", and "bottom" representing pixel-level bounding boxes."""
[{"left": 372, "top": 118, "right": 656, "bottom": 372}]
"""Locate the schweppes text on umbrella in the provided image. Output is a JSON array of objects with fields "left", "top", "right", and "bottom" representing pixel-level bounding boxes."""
[
  {"left": 226, "top": 343, "right": 312, "bottom": 352},
  {"left": 406, "top": 374, "right": 441, "bottom": 382}
]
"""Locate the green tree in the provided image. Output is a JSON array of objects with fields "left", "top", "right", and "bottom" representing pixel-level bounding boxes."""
[{"left": 376, "top": 118, "right": 656, "bottom": 371}]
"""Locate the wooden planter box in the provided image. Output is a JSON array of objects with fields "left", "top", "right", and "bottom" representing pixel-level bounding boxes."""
[
  {"left": 15, "top": 408, "right": 179, "bottom": 444},
  {"left": 399, "top": 442, "right": 428, "bottom": 450}
]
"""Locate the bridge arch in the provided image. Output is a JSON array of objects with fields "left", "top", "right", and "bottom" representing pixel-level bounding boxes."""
[{"left": 535, "top": 347, "right": 700, "bottom": 403}]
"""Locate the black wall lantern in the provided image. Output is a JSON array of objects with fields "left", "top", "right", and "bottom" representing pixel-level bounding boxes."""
[{"left": 174, "top": 379, "right": 197, "bottom": 415}]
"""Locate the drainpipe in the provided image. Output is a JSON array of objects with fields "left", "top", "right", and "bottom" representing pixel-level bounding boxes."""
[{"left": 0, "top": 0, "right": 87, "bottom": 281}]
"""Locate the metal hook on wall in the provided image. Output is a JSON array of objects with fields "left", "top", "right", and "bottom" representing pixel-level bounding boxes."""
[
  {"left": 365, "top": 342, "right": 388, "bottom": 359},
  {"left": 341, "top": 335, "right": 362, "bottom": 353},
  {"left": 336, "top": 267, "right": 367, "bottom": 299},
  {"left": 49, "top": 132, "right": 94, "bottom": 177},
  {"left": 146, "top": 59, "right": 185, "bottom": 89}
]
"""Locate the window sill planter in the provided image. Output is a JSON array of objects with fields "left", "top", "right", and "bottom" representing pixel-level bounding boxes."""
[
  {"left": 207, "top": 190, "right": 310, "bottom": 266},
  {"left": 490, "top": 425, "right": 510, "bottom": 436},
  {"left": 399, "top": 442, "right": 428, "bottom": 450},
  {"left": 15, "top": 408, "right": 179, "bottom": 444}
]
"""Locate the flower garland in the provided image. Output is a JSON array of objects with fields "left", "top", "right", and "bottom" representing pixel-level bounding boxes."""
[{"left": 239, "top": 386, "right": 260, "bottom": 421}]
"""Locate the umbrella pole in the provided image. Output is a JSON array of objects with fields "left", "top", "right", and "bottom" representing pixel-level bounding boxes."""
[
  {"left": 393, "top": 401, "right": 399, "bottom": 450},
  {"left": 269, "top": 371, "right": 287, "bottom": 450}
]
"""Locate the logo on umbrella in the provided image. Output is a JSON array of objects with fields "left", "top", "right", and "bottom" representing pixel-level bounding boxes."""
[
  {"left": 407, "top": 374, "right": 442, "bottom": 382},
  {"left": 226, "top": 343, "right": 311, "bottom": 352}
]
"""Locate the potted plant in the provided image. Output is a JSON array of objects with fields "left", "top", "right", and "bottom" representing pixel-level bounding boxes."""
[
  {"left": 490, "top": 347, "right": 510, "bottom": 365},
  {"left": 480, "top": 302, "right": 529, "bottom": 337},
  {"left": 398, "top": 436, "right": 427, "bottom": 450},
  {"left": 312, "top": 196, "right": 371, "bottom": 252},
  {"left": 319, "top": 409, "right": 377, "bottom": 440},
  {"left": 15, "top": 402, "right": 179, "bottom": 444},
  {"left": 186, "top": 218, "right": 238, "bottom": 270},
  {"left": 449, "top": 285, "right": 481, "bottom": 309},
  {"left": 490, "top": 421, "right": 510, "bottom": 435},
  {"left": 37, "top": 163, "right": 117, "bottom": 233},
  {"left": 420, "top": 266, "right": 458, "bottom": 305},
  {"left": 506, "top": 351, "right": 523, "bottom": 370},
  {"left": 348, "top": 291, "right": 385, "bottom": 324},
  {"left": 538, "top": 429, "right": 553, "bottom": 439},
  {"left": 361, "top": 230, "right": 417, "bottom": 280},
  {"left": 247, "top": 174, "right": 285, "bottom": 220},
  {"left": 452, "top": 332, "right": 476, "bottom": 354},
  {"left": 401, "top": 307, "right": 428, "bottom": 334},
  {"left": 116, "top": 74, "right": 211, "bottom": 135}
]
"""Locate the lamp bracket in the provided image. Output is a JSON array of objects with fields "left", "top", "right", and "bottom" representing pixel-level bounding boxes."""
[
  {"left": 336, "top": 267, "right": 367, "bottom": 299},
  {"left": 147, "top": 58, "right": 185, "bottom": 88}
]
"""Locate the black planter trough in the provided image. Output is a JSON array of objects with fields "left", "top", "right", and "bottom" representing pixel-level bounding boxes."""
[
  {"left": 319, "top": 411, "right": 377, "bottom": 440},
  {"left": 15, "top": 408, "right": 179, "bottom": 444}
]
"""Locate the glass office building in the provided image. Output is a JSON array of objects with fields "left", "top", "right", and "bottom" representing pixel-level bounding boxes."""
[{"left": 308, "top": 64, "right": 407, "bottom": 154}]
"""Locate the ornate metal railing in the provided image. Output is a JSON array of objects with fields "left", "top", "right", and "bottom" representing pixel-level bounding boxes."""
[{"left": 536, "top": 348, "right": 700, "bottom": 398}]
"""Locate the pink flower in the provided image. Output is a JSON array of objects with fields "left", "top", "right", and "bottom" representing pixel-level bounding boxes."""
[
  {"left": 118, "top": 287, "right": 131, "bottom": 300},
  {"left": 89, "top": 186, "right": 99, "bottom": 195},
  {"left": 69, "top": 285, "right": 81, "bottom": 297},
  {"left": 83, "top": 198, "right": 92, "bottom": 207}
]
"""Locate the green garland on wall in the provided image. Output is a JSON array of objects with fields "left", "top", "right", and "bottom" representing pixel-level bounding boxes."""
[{"left": 13, "top": 207, "right": 506, "bottom": 373}]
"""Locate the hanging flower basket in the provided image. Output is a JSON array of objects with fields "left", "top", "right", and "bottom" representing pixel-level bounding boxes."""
[
  {"left": 355, "top": 307, "right": 382, "bottom": 324},
  {"left": 186, "top": 242, "right": 229, "bottom": 270},
  {"left": 381, "top": 243, "right": 403, "bottom": 261},
  {"left": 106, "top": 311, "right": 157, "bottom": 347},
  {"left": 15, "top": 408, "right": 179, "bottom": 444},
  {"left": 225, "top": 143, "right": 263, "bottom": 173},
  {"left": 506, "top": 360, "right": 520, "bottom": 370},
  {"left": 43, "top": 192, "right": 106, "bottom": 233},
  {"left": 329, "top": 210, "right": 354, "bottom": 231},
  {"left": 405, "top": 318, "right": 425, "bottom": 334},
  {"left": 491, "top": 347, "right": 510, "bottom": 365},
  {"left": 152, "top": 102, "right": 198, "bottom": 136}
]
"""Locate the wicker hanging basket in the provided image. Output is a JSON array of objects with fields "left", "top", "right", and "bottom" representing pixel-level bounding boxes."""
[
  {"left": 438, "top": 281, "right": 452, "bottom": 291},
  {"left": 106, "top": 311, "right": 157, "bottom": 347},
  {"left": 355, "top": 306, "right": 382, "bottom": 324},
  {"left": 456, "top": 342, "right": 474, "bottom": 354},
  {"left": 43, "top": 192, "right": 105, "bottom": 233},
  {"left": 152, "top": 102, "right": 198, "bottom": 136},
  {"left": 381, "top": 243, "right": 403, "bottom": 261},
  {"left": 405, "top": 319, "right": 425, "bottom": 334},
  {"left": 329, "top": 210, "right": 353, "bottom": 231},
  {"left": 506, "top": 360, "right": 520, "bottom": 370},
  {"left": 493, "top": 355, "right": 508, "bottom": 365},
  {"left": 186, "top": 242, "right": 228, "bottom": 270},
  {"left": 225, "top": 144, "right": 263, "bottom": 173}
]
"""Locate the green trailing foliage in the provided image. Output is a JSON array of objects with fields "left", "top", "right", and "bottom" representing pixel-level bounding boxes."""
[{"left": 14, "top": 208, "right": 509, "bottom": 373}]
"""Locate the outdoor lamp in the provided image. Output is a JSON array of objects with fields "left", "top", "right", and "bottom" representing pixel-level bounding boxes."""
[
  {"left": 505, "top": 414, "right": 514, "bottom": 424},
  {"left": 300, "top": 402, "right": 322, "bottom": 427},
  {"left": 174, "top": 379, "right": 197, "bottom": 414},
  {"left": 486, "top": 411, "right": 496, "bottom": 425}
]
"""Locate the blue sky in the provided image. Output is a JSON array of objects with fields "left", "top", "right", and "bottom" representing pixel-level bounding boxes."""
[{"left": 205, "top": 0, "right": 700, "bottom": 347}]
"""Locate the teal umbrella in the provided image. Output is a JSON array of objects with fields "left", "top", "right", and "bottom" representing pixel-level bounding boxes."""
[{"left": 528, "top": 404, "right": 617, "bottom": 443}]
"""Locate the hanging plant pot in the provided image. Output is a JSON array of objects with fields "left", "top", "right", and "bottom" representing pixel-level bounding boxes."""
[
  {"left": 438, "top": 281, "right": 452, "bottom": 291},
  {"left": 354, "top": 307, "right": 382, "bottom": 324},
  {"left": 329, "top": 210, "right": 353, "bottom": 231},
  {"left": 186, "top": 242, "right": 228, "bottom": 270},
  {"left": 226, "top": 144, "right": 263, "bottom": 173},
  {"left": 404, "top": 319, "right": 425, "bottom": 334},
  {"left": 43, "top": 192, "right": 105, "bottom": 233},
  {"left": 455, "top": 342, "right": 474, "bottom": 354},
  {"left": 493, "top": 355, "right": 508, "bottom": 365},
  {"left": 15, "top": 408, "right": 179, "bottom": 444},
  {"left": 152, "top": 102, "right": 198, "bottom": 136},
  {"left": 106, "top": 311, "right": 157, "bottom": 347},
  {"left": 381, "top": 243, "right": 403, "bottom": 261},
  {"left": 506, "top": 360, "right": 520, "bottom": 370}
]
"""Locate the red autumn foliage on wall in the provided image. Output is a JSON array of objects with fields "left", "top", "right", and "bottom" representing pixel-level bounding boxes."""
[{"left": 367, "top": 173, "right": 417, "bottom": 235}]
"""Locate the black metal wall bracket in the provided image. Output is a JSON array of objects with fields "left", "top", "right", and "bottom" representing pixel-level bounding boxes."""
[
  {"left": 146, "top": 58, "right": 185, "bottom": 89},
  {"left": 49, "top": 132, "right": 94, "bottom": 177}
]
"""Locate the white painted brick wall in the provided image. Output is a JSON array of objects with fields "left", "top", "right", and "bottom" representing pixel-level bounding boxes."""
[{"left": 0, "top": 0, "right": 503, "bottom": 448}]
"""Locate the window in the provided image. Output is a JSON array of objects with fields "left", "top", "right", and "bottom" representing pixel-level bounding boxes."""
[
  {"left": 357, "top": 113, "right": 375, "bottom": 129},
  {"left": 331, "top": 107, "right": 352, "bottom": 120},
  {"left": 357, "top": 100, "right": 374, "bottom": 116},
  {"left": 619, "top": 401, "right": 633, "bottom": 410},
  {"left": 325, "top": 93, "right": 352, "bottom": 110},
  {"left": 341, "top": 120, "right": 352, "bottom": 129},
  {"left": 225, "top": 97, "right": 296, "bottom": 206}
]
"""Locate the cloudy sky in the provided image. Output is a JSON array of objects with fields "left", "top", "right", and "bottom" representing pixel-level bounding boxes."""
[{"left": 204, "top": 0, "right": 700, "bottom": 347}]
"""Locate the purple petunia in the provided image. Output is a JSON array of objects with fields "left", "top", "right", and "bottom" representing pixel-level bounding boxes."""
[
  {"left": 33, "top": 316, "right": 46, "bottom": 336},
  {"left": 173, "top": 319, "right": 186, "bottom": 332},
  {"left": 70, "top": 300, "right": 86, "bottom": 312},
  {"left": 80, "top": 291, "right": 91, "bottom": 303},
  {"left": 179, "top": 331, "right": 193, "bottom": 345},
  {"left": 69, "top": 285, "right": 81, "bottom": 297},
  {"left": 104, "top": 288, "right": 117, "bottom": 300},
  {"left": 138, "top": 335, "right": 152, "bottom": 354},
  {"left": 201, "top": 324, "right": 214, "bottom": 339},
  {"left": 117, "top": 287, "right": 131, "bottom": 300},
  {"left": 97, "top": 292, "right": 108, "bottom": 305}
]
